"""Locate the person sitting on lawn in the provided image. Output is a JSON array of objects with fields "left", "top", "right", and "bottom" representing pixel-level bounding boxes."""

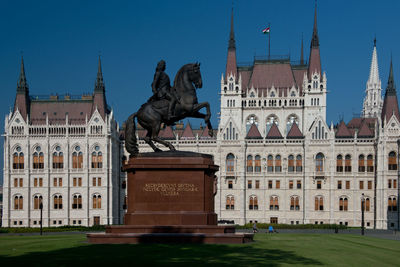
[{"left": 268, "top": 225, "right": 274, "bottom": 233}]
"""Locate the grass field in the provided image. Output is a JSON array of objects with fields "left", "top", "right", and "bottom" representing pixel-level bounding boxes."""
[{"left": 0, "top": 233, "right": 399, "bottom": 266}]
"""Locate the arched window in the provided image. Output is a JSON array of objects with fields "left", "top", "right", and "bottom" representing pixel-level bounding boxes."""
[
  {"left": 249, "top": 196, "right": 258, "bottom": 210},
  {"left": 315, "top": 153, "right": 324, "bottom": 172},
  {"left": 367, "top": 154, "right": 374, "bottom": 172},
  {"left": 286, "top": 114, "right": 299, "bottom": 133},
  {"left": 54, "top": 195, "right": 63, "bottom": 209},
  {"left": 254, "top": 155, "right": 261, "bottom": 173},
  {"left": 267, "top": 155, "right": 274, "bottom": 172},
  {"left": 362, "top": 197, "right": 370, "bottom": 212},
  {"left": 345, "top": 154, "right": 352, "bottom": 172},
  {"left": 388, "top": 196, "right": 397, "bottom": 211},
  {"left": 226, "top": 154, "right": 235, "bottom": 172},
  {"left": 33, "top": 195, "right": 43, "bottom": 210},
  {"left": 290, "top": 196, "right": 300, "bottom": 210},
  {"left": 13, "top": 146, "right": 24, "bottom": 169},
  {"left": 358, "top": 155, "right": 365, "bottom": 172},
  {"left": 288, "top": 155, "right": 295, "bottom": 172},
  {"left": 275, "top": 155, "right": 281, "bottom": 172},
  {"left": 296, "top": 155, "right": 303, "bottom": 172},
  {"left": 336, "top": 155, "right": 343, "bottom": 172},
  {"left": 315, "top": 196, "right": 324, "bottom": 211},
  {"left": 91, "top": 146, "right": 103, "bottom": 168},
  {"left": 339, "top": 197, "right": 348, "bottom": 211},
  {"left": 246, "top": 155, "right": 253, "bottom": 173},
  {"left": 93, "top": 194, "right": 102, "bottom": 209},
  {"left": 246, "top": 115, "right": 258, "bottom": 133},
  {"left": 270, "top": 196, "right": 279, "bottom": 210},
  {"left": 72, "top": 146, "right": 83, "bottom": 169},
  {"left": 226, "top": 195, "right": 235, "bottom": 210},
  {"left": 388, "top": 151, "right": 397, "bottom": 170},
  {"left": 14, "top": 195, "right": 23, "bottom": 210},
  {"left": 266, "top": 115, "right": 278, "bottom": 134},
  {"left": 52, "top": 146, "right": 63, "bottom": 169},
  {"left": 72, "top": 194, "right": 82, "bottom": 209}
]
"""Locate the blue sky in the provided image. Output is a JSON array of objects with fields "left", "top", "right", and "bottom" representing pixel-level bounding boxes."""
[{"left": 0, "top": 0, "right": 399, "bottom": 182}]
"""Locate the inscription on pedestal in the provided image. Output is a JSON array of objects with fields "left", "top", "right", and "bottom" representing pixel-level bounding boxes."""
[{"left": 143, "top": 183, "right": 199, "bottom": 196}]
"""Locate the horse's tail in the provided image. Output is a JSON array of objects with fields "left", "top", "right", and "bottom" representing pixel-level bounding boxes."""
[{"left": 125, "top": 112, "right": 139, "bottom": 157}]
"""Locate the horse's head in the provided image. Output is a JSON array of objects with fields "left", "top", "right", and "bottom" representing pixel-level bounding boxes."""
[{"left": 187, "top": 63, "right": 202, "bottom": 89}]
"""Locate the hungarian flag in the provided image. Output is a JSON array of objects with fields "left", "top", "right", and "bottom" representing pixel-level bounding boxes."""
[{"left": 262, "top": 27, "right": 270, "bottom": 34}]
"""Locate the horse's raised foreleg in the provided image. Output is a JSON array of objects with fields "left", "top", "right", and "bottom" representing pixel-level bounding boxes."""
[
  {"left": 191, "top": 102, "right": 211, "bottom": 122},
  {"left": 190, "top": 111, "right": 214, "bottom": 137}
]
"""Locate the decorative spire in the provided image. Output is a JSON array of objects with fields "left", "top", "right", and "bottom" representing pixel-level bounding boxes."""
[
  {"left": 228, "top": 7, "right": 236, "bottom": 50},
  {"left": 367, "top": 38, "right": 380, "bottom": 85},
  {"left": 225, "top": 7, "right": 237, "bottom": 79},
  {"left": 386, "top": 58, "right": 396, "bottom": 96},
  {"left": 94, "top": 55, "right": 105, "bottom": 92},
  {"left": 310, "top": 1, "right": 319, "bottom": 48},
  {"left": 17, "top": 56, "right": 29, "bottom": 93},
  {"left": 300, "top": 34, "right": 304, "bottom": 65}
]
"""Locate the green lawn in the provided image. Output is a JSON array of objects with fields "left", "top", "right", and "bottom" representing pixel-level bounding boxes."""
[{"left": 0, "top": 234, "right": 399, "bottom": 266}]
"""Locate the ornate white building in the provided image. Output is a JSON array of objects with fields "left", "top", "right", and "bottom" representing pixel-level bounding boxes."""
[
  {"left": 2, "top": 7, "right": 399, "bottom": 229},
  {"left": 136, "top": 7, "right": 400, "bottom": 230},
  {"left": 1, "top": 57, "right": 124, "bottom": 227}
]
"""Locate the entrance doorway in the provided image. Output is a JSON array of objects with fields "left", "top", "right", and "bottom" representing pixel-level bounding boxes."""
[{"left": 93, "top": 216, "right": 100, "bottom": 225}]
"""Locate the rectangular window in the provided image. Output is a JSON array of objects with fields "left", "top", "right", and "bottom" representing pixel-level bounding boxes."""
[
  {"left": 255, "top": 180, "right": 260, "bottom": 189},
  {"left": 337, "top": 180, "right": 342, "bottom": 189},
  {"left": 268, "top": 180, "right": 273, "bottom": 189},
  {"left": 34, "top": 178, "right": 38, "bottom": 187},
  {"left": 346, "top": 181, "right": 350, "bottom": 190},
  {"left": 276, "top": 180, "right": 280, "bottom": 189},
  {"left": 388, "top": 179, "right": 392, "bottom": 189},
  {"left": 73, "top": 178, "right": 77, "bottom": 187},
  {"left": 98, "top": 177, "right": 101, "bottom": 186},
  {"left": 394, "top": 179, "right": 397, "bottom": 189},
  {"left": 317, "top": 181, "right": 322, "bottom": 189},
  {"left": 297, "top": 180, "right": 301, "bottom": 189},
  {"left": 59, "top": 178, "right": 62, "bottom": 187},
  {"left": 248, "top": 180, "right": 252, "bottom": 189},
  {"left": 228, "top": 180, "right": 233, "bottom": 189},
  {"left": 359, "top": 181, "right": 364, "bottom": 190},
  {"left": 93, "top": 177, "right": 97, "bottom": 187},
  {"left": 78, "top": 177, "right": 82, "bottom": 187},
  {"left": 14, "top": 178, "right": 18, "bottom": 187},
  {"left": 54, "top": 178, "right": 57, "bottom": 187},
  {"left": 39, "top": 178, "right": 43, "bottom": 187},
  {"left": 289, "top": 180, "right": 293, "bottom": 189},
  {"left": 368, "top": 180, "right": 372, "bottom": 190},
  {"left": 19, "top": 178, "right": 23, "bottom": 187}
]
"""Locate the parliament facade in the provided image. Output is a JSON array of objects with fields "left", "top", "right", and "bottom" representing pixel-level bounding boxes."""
[{"left": 2, "top": 7, "right": 399, "bottom": 229}]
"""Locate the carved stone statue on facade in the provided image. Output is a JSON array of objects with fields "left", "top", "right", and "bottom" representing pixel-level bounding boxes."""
[{"left": 125, "top": 61, "right": 213, "bottom": 156}]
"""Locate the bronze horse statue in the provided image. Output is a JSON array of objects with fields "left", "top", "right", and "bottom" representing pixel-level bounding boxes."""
[{"left": 125, "top": 63, "right": 213, "bottom": 156}]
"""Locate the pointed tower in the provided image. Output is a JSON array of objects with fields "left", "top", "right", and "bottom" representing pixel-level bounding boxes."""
[
  {"left": 13, "top": 56, "right": 30, "bottom": 120},
  {"left": 381, "top": 59, "right": 400, "bottom": 123},
  {"left": 362, "top": 38, "right": 382, "bottom": 118},
  {"left": 92, "top": 56, "right": 107, "bottom": 118},
  {"left": 225, "top": 8, "right": 237, "bottom": 79},
  {"left": 308, "top": 3, "right": 321, "bottom": 79}
]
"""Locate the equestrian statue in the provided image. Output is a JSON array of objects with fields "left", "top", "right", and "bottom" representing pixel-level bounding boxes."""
[{"left": 125, "top": 60, "right": 213, "bottom": 157}]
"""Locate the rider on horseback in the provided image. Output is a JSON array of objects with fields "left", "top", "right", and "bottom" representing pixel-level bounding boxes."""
[{"left": 149, "top": 60, "right": 177, "bottom": 121}]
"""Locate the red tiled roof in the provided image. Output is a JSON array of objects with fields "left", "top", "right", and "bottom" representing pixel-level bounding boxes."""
[
  {"left": 357, "top": 120, "right": 374, "bottom": 138},
  {"left": 308, "top": 47, "right": 321, "bottom": 79},
  {"left": 250, "top": 62, "right": 296, "bottom": 89},
  {"left": 287, "top": 123, "right": 303, "bottom": 139},
  {"left": 180, "top": 123, "right": 195, "bottom": 139},
  {"left": 266, "top": 123, "right": 283, "bottom": 139},
  {"left": 29, "top": 100, "right": 93, "bottom": 125},
  {"left": 239, "top": 69, "right": 251, "bottom": 90},
  {"left": 335, "top": 121, "right": 353, "bottom": 138},
  {"left": 381, "top": 95, "right": 400, "bottom": 123},
  {"left": 292, "top": 69, "right": 307, "bottom": 94},
  {"left": 246, "top": 124, "right": 262, "bottom": 139},
  {"left": 226, "top": 50, "right": 237, "bottom": 79},
  {"left": 158, "top": 126, "right": 175, "bottom": 139}
]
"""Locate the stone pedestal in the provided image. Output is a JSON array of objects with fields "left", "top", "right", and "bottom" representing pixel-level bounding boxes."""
[{"left": 87, "top": 151, "right": 253, "bottom": 244}]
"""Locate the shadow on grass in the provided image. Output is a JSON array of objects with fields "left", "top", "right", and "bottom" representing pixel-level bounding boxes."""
[{"left": 0, "top": 241, "right": 322, "bottom": 266}]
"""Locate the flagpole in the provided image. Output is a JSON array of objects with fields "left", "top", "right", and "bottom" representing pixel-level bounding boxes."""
[{"left": 268, "top": 23, "right": 271, "bottom": 60}]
